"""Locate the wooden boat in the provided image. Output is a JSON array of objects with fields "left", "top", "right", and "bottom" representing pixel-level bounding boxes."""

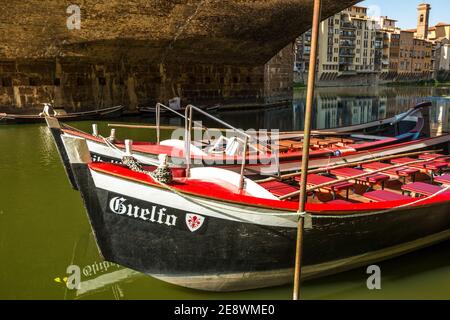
[
  {"left": 58, "top": 134, "right": 450, "bottom": 291},
  {"left": 46, "top": 102, "right": 435, "bottom": 179},
  {"left": 0, "top": 104, "right": 124, "bottom": 124}
]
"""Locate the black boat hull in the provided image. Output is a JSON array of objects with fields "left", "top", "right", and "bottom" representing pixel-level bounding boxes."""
[{"left": 68, "top": 159, "right": 450, "bottom": 291}]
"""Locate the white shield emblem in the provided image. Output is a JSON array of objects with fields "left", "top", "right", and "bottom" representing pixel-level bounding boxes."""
[{"left": 185, "top": 213, "right": 205, "bottom": 232}]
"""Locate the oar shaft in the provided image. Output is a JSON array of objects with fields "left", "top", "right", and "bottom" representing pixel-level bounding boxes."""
[{"left": 108, "top": 123, "right": 182, "bottom": 130}]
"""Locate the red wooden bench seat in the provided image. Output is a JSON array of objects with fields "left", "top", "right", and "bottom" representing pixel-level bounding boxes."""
[
  {"left": 418, "top": 153, "right": 445, "bottom": 160},
  {"left": 412, "top": 162, "right": 448, "bottom": 171},
  {"left": 424, "top": 154, "right": 450, "bottom": 173},
  {"left": 362, "top": 162, "right": 418, "bottom": 179},
  {"left": 401, "top": 182, "right": 443, "bottom": 196},
  {"left": 329, "top": 167, "right": 389, "bottom": 188},
  {"left": 391, "top": 158, "right": 448, "bottom": 183},
  {"left": 418, "top": 154, "right": 450, "bottom": 163},
  {"left": 259, "top": 181, "right": 299, "bottom": 198},
  {"left": 295, "top": 174, "right": 353, "bottom": 199},
  {"left": 434, "top": 174, "right": 450, "bottom": 186},
  {"left": 391, "top": 157, "right": 448, "bottom": 171},
  {"left": 363, "top": 190, "right": 411, "bottom": 202},
  {"left": 347, "top": 137, "right": 397, "bottom": 150},
  {"left": 295, "top": 174, "right": 353, "bottom": 191}
]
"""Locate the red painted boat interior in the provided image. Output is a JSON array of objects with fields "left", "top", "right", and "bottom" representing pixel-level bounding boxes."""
[
  {"left": 295, "top": 174, "right": 353, "bottom": 191},
  {"left": 401, "top": 182, "right": 444, "bottom": 196},
  {"left": 364, "top": 190, "right": 411, "bottom": 202},
  {"left": 363, "top": 162, "right": 419, "bottom": 176},
  {"left": 435, "top": 174, "right": 450, "bottom": 185},
  {"left": 89, "top": 159, "right": 450, "bottom": 214}
]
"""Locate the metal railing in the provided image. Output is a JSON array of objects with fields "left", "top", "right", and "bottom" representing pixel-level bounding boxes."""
[
  {"left": 155, "top": 102, "right": 204, "bottom": 143},
  {"left": 184, "top": 104, "right": 251, "bottom": 190}
]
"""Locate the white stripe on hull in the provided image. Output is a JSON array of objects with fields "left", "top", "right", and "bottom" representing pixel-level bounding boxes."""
[
  {"left": 151, "top": 229, "right": 450, "bottom": 291},
  {"left": 90, "top": 170, "right": 298, "bottom": 228}
]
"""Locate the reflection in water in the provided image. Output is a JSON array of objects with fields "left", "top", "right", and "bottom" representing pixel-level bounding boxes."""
[
  {"left": 61, "top": 232, "right": 143, "bottom": 300},
  {"left": 217, "top": 86, "right": 450, "bottom": 133},
  {"left": 37, "top": 126, "right": 58, "bottom": 168},
  {"left": 294, "top": 95, "right": 387, "bottom": 130}
]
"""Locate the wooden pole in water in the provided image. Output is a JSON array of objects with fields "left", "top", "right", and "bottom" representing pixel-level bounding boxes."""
[{"left": 293, "top": 0, "right": 322, "bottom": 301}]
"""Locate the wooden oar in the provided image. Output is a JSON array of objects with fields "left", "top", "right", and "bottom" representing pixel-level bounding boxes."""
[
  {"left": 106, "top": 123, "right": 347, "bottom": 151},
  {"left": 256, "top": 149, "right": 444, "bottom": 184},
  {"left": 107, "top": 123, "right": 234, "bottom": 134},
  {"left": 108, "top": 123, "right": 183, "bottom": 130},
  {"left": 278, "top": 154, "right": 447, "bottom": 200},
  {"left": 107, "top": 123, "right": 351, "bottom": 137}
]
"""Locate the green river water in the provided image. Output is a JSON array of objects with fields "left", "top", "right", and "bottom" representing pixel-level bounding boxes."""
[{"left": 2, "top": 86, "right": 450, "bottom": 299}]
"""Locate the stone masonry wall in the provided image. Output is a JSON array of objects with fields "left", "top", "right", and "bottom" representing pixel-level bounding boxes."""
[
  {"left": 0, "top": 51, "right": 294, "bottom": 112},
  {"left": 264, "top": 44, "right": 295, "bottom": 103}
]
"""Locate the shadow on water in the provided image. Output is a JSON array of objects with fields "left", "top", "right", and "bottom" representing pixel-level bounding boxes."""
[{"left": 1, "top": 85, "right": 450, "bottom": 299}]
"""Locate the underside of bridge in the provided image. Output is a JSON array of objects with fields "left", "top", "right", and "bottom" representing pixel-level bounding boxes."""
[{"left": 0, "top": 0, "right": 360, "bottom": 111}]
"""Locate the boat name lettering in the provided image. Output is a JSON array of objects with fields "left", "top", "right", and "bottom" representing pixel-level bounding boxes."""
[{"left": 109, "top": 196, "right": 177, "bottom": 227}]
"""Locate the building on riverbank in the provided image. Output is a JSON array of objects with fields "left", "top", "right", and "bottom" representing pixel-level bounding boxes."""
[
  {"left": 294, "top": 31, "right": 312, "bottom": 83},
  {"left": 395, "top": 30, "right": 433, "bottom": 80},
  {"left": 314, "top": 5, "right": 377, "bottom": 81},
  {"left": 433, "top": 39, "right": 450, "bottom": 80},
  {"left": 381, "top": 3, "right": 450, "bottom": 82},
  {"left": 294, "top": 3, "right": 446, "bottom": 86},
  {"left": 374, "top": 16, "right": 400, "bottom": 79},
  {"left": 295, "top": 4, "right": 393, "bottom": 85},
  {"left": 427, "top": 24, "right": 450, "bottom": 81}
]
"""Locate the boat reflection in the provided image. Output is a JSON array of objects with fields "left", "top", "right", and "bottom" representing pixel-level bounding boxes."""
[{"left": 61, "top": 232, "right": 143, "bottom": 300}]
